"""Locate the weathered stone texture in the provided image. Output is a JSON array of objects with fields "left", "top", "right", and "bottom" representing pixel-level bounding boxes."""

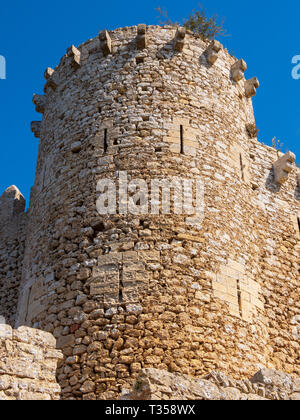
[
  {"left": 0, "top": 186, "right": 27, "bottom": 326},
  {"left": 0, "top": 325, "right": 62, "bottom": 400},
  {"left": 0, "top": 25, "right": 297, "bottom": 400},
  {"left": 122, "top": 368, "right": 300, "bottom": 400}
]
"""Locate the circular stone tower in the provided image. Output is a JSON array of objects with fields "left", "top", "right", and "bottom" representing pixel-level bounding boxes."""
[{"left": 15, "top": 25, "right": 300, "bottom": 400}]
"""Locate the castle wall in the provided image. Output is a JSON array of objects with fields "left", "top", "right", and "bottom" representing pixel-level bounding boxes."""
[
  {"left": 15, "top": 25, "right": 300, "bottom": 400},
  {"left": 0, "top": 324, "right": 62, "bottom": 400},
  {"left": 249, "top": 141, "right": 300, "bottom": 374},
  {"left": 0, "top": 186, "right": 27, "bottom": 326}
]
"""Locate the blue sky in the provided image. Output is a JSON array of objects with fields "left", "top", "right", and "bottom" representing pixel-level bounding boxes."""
[{"left": 0, "top": 0, "right": 299, "bottom": 204}]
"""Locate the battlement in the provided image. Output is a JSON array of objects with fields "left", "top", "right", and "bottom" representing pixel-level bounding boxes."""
[
  {"left": 32, "top": 25, "right": 261, "bottom": 141},
  {"left": 0, "top": 186, "right": 25, "bottom": 223},
  {"left": 30, "top": 25, "right": 300, "bottom": 194}
]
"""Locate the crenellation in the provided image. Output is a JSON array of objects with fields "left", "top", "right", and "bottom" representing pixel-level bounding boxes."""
[
  {"left": 231, "top": 59, "right": 247, "bottom": 82},
  {"left": 174, "top": 27, "right": 186, "bottom": 52},
  {"left": 245, "top": 77, "right": 260, "bottom": 97},
  {"left": 31, "top": 121, "right": 41, "bottom": 138},
  {"left": 66, "top": 45, "right": 81, "bottom": 69},
  {"left": 44, "top": 68, "right": 58, "bottom": 92},
  {"left": 273, "top": 151, "right": 297, "bottom": 185},
  {"left": 99, "top": 30, "right": 112, "bottom": 57},
  {"left": 206, "top": 40, "right": 222, "bottom": 65},
  {"left": 136, "top": 24, "right": 147, "bottom": 50},
  {"left": 44, "top": 67, "right": 55, "bottom": 80},
  {"left": 32, "top": 94, "right": 46, "bottom": 114}
]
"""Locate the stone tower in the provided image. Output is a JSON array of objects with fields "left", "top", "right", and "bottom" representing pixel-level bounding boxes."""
[{"left": 0, "top": 25, "right": 299, "bottom": 400}]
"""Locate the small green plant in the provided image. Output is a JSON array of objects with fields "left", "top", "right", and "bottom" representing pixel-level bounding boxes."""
[
  {"left": 156, "top": 6, "right": 178, "bottom": 26},
  {"left": 271, "top": 137, "right": 284, "bottom": 152},
  {"left": 156, "top": 4, "right": 228, "bottom": 41},
  {"left": 134, "top": 379, "right": 143, "bottom": 391},
  {"left": 183, "top": 6, "right": 227, "bottom": 40}
]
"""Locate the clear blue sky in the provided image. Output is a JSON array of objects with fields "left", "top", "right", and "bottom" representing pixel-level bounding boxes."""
[{"left": 0, "top": 0, "right": 299, "bottom": 204}]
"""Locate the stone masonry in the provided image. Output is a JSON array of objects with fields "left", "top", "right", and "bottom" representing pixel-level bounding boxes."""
[
  {"left": 0, "top": 186, "right": 26, "bottom": 326},
  {"left": 0, "top": 25, "right": 299, "bottom": 400},
  {"left": 0, "top": 324, "right": 62, "bottom": 400}
]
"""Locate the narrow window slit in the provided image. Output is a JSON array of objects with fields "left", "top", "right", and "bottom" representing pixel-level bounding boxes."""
[
  {"left": 240, "top": 153, "right": 245, "bottom": 181},
  {"left": 104, "top": 128, "right": 108, "bottom": 153},
  {"left": 297, "top": 217, "right": 300, "bottom": 233},
  {"left": 180, "top": 125, "right": 184, "bottom": 154},
  {"left": 236, "top": 279, "right": 243, "bottom": 318},
  {"left": 119, "top": 268, "right": 123, "bottom": 303}
]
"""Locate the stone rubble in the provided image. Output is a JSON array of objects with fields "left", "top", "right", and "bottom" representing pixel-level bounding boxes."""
[{"left": 122, "top": 368, "right": 300, "bottom": 400}]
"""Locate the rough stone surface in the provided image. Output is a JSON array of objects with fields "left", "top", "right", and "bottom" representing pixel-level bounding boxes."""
[
  {"left": 0, "top": 186, "right": 26, "bottom": 326},
  {"left": 0, "top": 325, "right": 62, "bottom": 400},
  {"left": 0, "top": 25, "right": 299, "bottom": 400},
  {"left": 122, "top": 368, "right": 300, "bottom": 400}
]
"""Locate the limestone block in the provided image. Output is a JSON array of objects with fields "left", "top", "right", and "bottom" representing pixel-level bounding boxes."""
[
  {"left": 56, "top": 334, "right": 75, "bottom": 349},
  {"left": 90, "top": 269, "right": 120, "bottom": 301},
  {"left": 99, "top": 30, "right": 112, "bottom": 57},
  {"left": 44, "top": 68, "right": 58, "bottom": 91},
  {"left": 137, "top": 24, "right": 147, "bottom": 50},
  {"left": 245, "top": 77, "right": 260, "bottom": 97},
  {"left": 231, "top": 59, "right": 247, "bottom": 82},
  {"left": 66, "top": 45, "right": 81, "bottom": 69},
  {"left": 0, "top": 324, "right": 12, "bottom": 340},
  {"left": 174, "top": 27, "right": 186, "bottom": 52},
  {"left": 273, "top": 151, "right": 296, "bottom": 185},
  {"left": 44, "top": 67, "right": 54, "bottom": 80},
  {"left": 250, "top": 368, "right": 294, "bottom": 390},
  {"left": 206, "top": 40, "right": 222, "bottom": 65},
  {"left": 31, "top": 121, "right": 41, "bottom": 138},
  {"left": 32, "top": 94, "right": 46, "bottom": 114}
]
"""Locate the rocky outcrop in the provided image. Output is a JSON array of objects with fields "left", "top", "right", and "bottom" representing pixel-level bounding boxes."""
[{"left": 122, "top": 368, "right": 300, "bottom": 400}]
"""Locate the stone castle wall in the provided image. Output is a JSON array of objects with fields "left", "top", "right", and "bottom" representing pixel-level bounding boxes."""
[
  {"left": 0, "top": 324, "right": 62, "bottom": 400},
  {"left": 0, "top": 25, "right": 297, "bottom": 400},
  {"left": 0, "top": 187, "right": 27, "bottom": 326}
]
